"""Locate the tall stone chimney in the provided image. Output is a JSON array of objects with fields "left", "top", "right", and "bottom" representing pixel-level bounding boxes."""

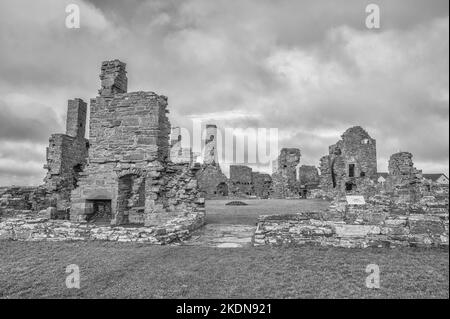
[
  {"left": 65, "top": 98, "right": 87, "bottom": 138},
  {"left": 99, "top": 60, "right": 128, "bottom": 97}
]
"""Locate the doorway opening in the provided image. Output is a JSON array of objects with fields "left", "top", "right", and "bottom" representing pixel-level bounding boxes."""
[{"left": 88, "top": 200, "right": 112, "bottom": 225}]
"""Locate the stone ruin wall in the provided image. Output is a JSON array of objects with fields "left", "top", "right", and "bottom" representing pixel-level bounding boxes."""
[
  {"left": 229, "top": 165, "right": 253, "bottom": 196},
  {"left": 383, "top": 152, "right": 425, "bottom": 203},
  {"left": 196, "top": 165, "right": 229, "bottom": 198},
  {"left": 319, "top": 126, "right": 377, "bottom": 199},
  {"left": 271, "top": 148, "right": 301, "bottom": 198},
  {"left": 70, "top": 60, "right": 203, "bottom": 226},
  {"left": 43, "top": 98, "right": 89, "bottom": 212},
  {"left": 254, "top": 194, "right": 448, "bottom": 248},
  {"left": 1, "top": 98, "right": 90, "bottom": 219},
  {"left": 1, "top": 59, "right": 205, "bottom": 238},
  {"left": 252, "top": 172, "right": 272, "bottom": 199}
]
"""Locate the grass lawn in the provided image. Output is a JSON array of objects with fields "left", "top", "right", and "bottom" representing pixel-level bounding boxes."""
[
  {"left": 205, "top": 199, "right": 330, "bottom": 225},
  {"left": 0, "top": 241, "right": 448, "bottom": 298}
]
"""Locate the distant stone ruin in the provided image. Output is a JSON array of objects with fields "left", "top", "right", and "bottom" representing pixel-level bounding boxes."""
[
  {"left": 271, "top": 148, "right": 301, "bottom": 198},
  {"left": 196, "top": 124, "right": 229, "bottom": 198}
]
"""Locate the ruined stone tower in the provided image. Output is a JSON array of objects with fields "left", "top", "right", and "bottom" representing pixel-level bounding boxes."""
[
  {"left": 66, "top": 98, "right": 87, "bottom": 138},
  {"left": 70, "top": 60, "right": 203, "bottom": 225},
  {"left": 203, "top": 124, "right": 218, "bottom": 165},
  {"left": 196, "top": 124, "right": 229, "bottom": 198}
]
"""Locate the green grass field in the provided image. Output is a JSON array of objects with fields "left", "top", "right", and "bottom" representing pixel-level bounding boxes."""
[{"left": 0, "top": 242, "right": 448, "bottom": 299}]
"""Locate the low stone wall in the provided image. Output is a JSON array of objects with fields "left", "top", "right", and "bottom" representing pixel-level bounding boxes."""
[
  {"left": 254, "top": 204, "right": 449, "bottom": 248},
  {"left": 0, "top": 211, "right": 205, "bottom": 244}
]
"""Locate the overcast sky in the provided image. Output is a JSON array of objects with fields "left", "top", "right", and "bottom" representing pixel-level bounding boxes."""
[{"left": 0, "top": 0, "right": 448, "bottom": 185}]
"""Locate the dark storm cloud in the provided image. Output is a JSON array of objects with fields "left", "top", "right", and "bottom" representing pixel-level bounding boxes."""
[{"left": 0, "top": 0, "right": 448, "bottom": 185}]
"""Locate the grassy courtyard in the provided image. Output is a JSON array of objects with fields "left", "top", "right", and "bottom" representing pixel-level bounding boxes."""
[
  {"left": 205, "top": 199, "right": 330, "bottom": 224},
  {"left": 0, "top": 241, "right": 448, "bottom": 299},
  {"left": 0, "top": 199, "right": 448, "bottom": 299}
]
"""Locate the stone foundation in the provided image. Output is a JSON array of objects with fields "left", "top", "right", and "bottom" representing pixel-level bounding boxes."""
[
  {"left": 254, "top": 196, "right": 449, "bottom": 248},
  {"left": 0, "top": 211, "right": 205, "bottom": 244}
]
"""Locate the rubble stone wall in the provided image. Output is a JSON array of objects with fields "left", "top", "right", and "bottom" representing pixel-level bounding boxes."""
[
  {"left": 254, "top": 195, "right": 448, "bottom": 248},
  {"left": 384, "top": 152, "right": 425, "bottom": 204},
  {"left": 0, "top": 187, "right": 38, "bottom": 217},
  {"left": 0, "top": 211, "right": 205, "bottom": 244},
  {"left": 271, "top": 148, "right": 301, "bottom": 198},
  {"left": 319, "top": 126, "right": 377, "bottom": 198},
  {"left": 43, "top": 99, "right": 89, "bottom": 212}
]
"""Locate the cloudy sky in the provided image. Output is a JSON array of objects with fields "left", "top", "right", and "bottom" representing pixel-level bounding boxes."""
[{"left": 0, "top": 0, "right": 448, "bottom": 185}]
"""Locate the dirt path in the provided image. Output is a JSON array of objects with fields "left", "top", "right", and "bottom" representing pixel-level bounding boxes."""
[{"left": 182, "top": 224, "right": 256, "bottom": 248}]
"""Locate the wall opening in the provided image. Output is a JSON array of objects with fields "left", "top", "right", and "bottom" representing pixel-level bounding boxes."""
[
  {"left": 348, "top": 164, "right": 355, "bottom": 177},
  {"left": 87, "top": 200, "right": 112, "bottom": 225},
  {"left": 345, "top": 182, "right": 355, "bottom": 191},
  {"left": 331, "top": 158, "right": 337, "bottom": 188}
]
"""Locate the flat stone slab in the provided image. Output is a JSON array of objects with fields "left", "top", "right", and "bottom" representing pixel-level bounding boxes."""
[{"left": 182, "top": 224, "right": 256, "bottom": 248}]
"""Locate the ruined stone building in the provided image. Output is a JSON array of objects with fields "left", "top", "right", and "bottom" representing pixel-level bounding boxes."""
[
  {"left": 229, "top": 165, "right": 253, "bottom": 196},
  {"left": 271, "top": 148, "right": 301, "bottom": 198},
  {"left": 196, "top": 124, "right": 229, "bottom": 198},
  {"left": 319, "top": 126, "right": 377, "bottom": 197},
  {"left": 43, "top": 98, "right": 89, "bottom": 212},
  {"left": 56, "top": 60, "right": 205, "bottom": 226}
]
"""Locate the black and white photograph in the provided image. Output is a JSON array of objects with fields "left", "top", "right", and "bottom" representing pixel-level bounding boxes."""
[{"left": 0, "top": 0, "right": 448, "bottom": 306}]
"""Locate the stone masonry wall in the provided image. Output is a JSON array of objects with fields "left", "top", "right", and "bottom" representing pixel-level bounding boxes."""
[
  {"left": 319, "top": 126, "right": 377, "bottom": 198},
  {"left": 43, "top": 134, "right": 89, "bottom": 211},
  {"left": 0, "top": 211, "right": 205, "bottom": 244},
  {"left": 70, "top": 60, "right": 201, "bottom": 225},
  {"left": 384, "top": 152, "right": 424, "bottom": 204},
  {"left": 254, "top": 195, "right": 448, "bottom": 248},
  {"left": 271, "top": 148, "right": 301, "bottom": 198},
  {"left": 88, "top": 91, "right": 170, "bottom": 163},
  {"left": 196, "top": 165, "right": 229, "bottom": 198},
  {"left": 229, "top": 165, "right": 253, "bottom": 196},
  {"left": 252, "top": 172, "right": 272, "bottom": 199}
]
